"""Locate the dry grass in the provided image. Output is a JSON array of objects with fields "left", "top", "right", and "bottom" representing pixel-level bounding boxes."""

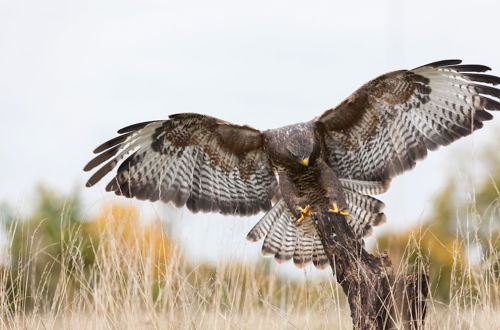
[{"left": 0, "top": 208, "right": 499, "bottom": 330}]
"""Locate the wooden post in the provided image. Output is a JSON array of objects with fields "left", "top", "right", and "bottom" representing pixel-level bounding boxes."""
[{"left": 313, "top": 212, "right": 428, "bottom": 330}]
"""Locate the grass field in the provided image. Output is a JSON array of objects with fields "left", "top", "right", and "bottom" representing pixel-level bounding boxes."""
[{"left": 0, "top": 203, "right": 499, "bottom": 329}]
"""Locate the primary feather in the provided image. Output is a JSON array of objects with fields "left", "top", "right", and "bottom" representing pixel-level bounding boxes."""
[{"left": 85, "top": 114, "right": 277, "bottom": 216}]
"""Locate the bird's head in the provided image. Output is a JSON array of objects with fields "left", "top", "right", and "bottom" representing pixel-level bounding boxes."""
[
  {"left": 266, "top": 122, "right": 321, "bottom": 168},
  {"left": 286, "top": 134, "right": 319, "bottom": 167}
]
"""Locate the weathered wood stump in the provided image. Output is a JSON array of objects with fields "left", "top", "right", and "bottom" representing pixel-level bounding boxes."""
[{"left": 313, "top": 212, "right": 428, "bottom": 330}]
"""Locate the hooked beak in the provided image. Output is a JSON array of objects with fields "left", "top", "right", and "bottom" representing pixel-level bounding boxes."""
[{"left": 301, "top": 158, "right": 309, "bottom": 166}]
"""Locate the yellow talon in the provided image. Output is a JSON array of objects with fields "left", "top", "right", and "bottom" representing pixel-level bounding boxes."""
[
  {"left": 328, "top": 203, "right": 349, "bottom": 216},
  {"left": 329, "top": 203, "right": 339, "bottom": 213},
  {"left": 296, "top": 204, "right": 312, "bottom": 225}
]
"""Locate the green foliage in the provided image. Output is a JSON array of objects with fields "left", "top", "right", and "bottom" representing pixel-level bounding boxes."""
[{"left": 2, "top": 185, "right": 97, "bottom": 311}]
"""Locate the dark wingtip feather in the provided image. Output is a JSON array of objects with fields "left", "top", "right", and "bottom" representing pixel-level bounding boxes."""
[
  {"left": 429, "top": 59, "right": 462, "bottom": 67},
  {"left": 474, "top": 84, "right": 500, "bottom": 99},
  {"left": 105, "top": 178, "right": 119, "bottom": 192},
  {"left": 93, "top": 133, "right": 131, "bottom": 153},
  {"left": 474, "top": 109, "right": 493, "bottom": 121},
  {"left": 169, "top": 113, "right": 201, "bottom": 120},
  {"left": 117, "top": 121, "right": 157, "bottom": 134},
  {"left": 463, "top": 73, "right": 500, "bottom": 85},
  {"left": 481, "top": 97, "right": 500, "bottom": 111},
  {"left": 414, "top": 59, "right": 462, "bottom": 70},
  {"left": 446, "top": 64, "right": 492, "bottom": 72},
  {"left": 85, "top": 160, "right": 118, "bottom": 188},
  {"left": 84, "top": 145, "right": 121, "bottom": 172}
]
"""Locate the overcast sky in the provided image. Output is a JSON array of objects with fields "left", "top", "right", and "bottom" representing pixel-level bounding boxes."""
[{"left": 1, "top": 0, "right": 500, "bottom": 276}]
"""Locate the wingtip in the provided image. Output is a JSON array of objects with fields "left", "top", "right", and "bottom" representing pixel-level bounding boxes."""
[
  {"left": 413, "top": 59, "right": 462, "bottom": 70},
  {"left": 83, "top": 162, "right": 92, "bottom": 172},
  {"left": 117, "top": 120, "right": 157, "bottom": 134}
]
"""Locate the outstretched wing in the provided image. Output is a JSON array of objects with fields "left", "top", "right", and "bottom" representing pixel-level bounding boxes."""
[
  {"left": 84, "top": 113, "right": 278, "bottom": 216},
  {"left": 317, "top": 59, "right": 500, "bottom": 183}
]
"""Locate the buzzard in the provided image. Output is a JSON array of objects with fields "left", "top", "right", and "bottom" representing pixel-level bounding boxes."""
[{"left": 84, "top": 59, "right": 500, "bottom": 269}]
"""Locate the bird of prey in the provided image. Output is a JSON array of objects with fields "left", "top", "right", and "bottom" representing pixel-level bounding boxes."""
[{"left": 84, "top": 59, "right": 500, "bottom": 269}]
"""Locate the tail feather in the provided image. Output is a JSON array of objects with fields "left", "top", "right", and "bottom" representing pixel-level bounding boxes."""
[
  {"left": 275, "top": 219, "right": 297, "bottom": 263},
  {"left": 246, "top": 179, "right": 387, "bottom": 269},
  {"left": 246, "top": 201, "right": 286, "bottom": 242},
  {"left": 247, "top": 200, "right": 328, "bottom": 269},
  {"left": 261, "top": 212, "right": 286, "bottom": 256},
  {"left": 293, "top": 235, "right": 314, "bottom": 267},
  {"left": 312, "top": 238, "right": 329, "bottom": 269}
]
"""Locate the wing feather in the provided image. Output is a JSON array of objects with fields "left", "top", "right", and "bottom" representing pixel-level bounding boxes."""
[
  {"left": 317, "top": 60, "right": 500, "bottom": 182},
  {"left": 84, "top": 113, "right": 278, "bottom": 216}
]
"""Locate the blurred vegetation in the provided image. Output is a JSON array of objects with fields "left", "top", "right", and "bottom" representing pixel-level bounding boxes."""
[
  {"left": 0, "top": 185, "right": 337, "bottom": 320},
  {"left": 0, "top": 185, "right": 175, "bottom": 312},
  {"left": 0, "top": 140, "right": 499, "bottom": 321},
  {"left": 378, "top": 141, "right": 500, "bottom": 303},
  {"left": 1, "top": 185, "right": 93, "bottom": 311}
]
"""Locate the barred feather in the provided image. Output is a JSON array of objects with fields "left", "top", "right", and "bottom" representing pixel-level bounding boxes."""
[
  {"left": 339, "top": 178, "right": 390, "bottom": 195},
  {"left": 344, "top": 189, "right": 386, "bottom": 237},
  {"left": 319, "top": 60, "right": 500, "bottom": 182},
  {"left": 246, "top": 188, "right": 385, "bottom": 269},
  {"left": 247, "top": 200, "right": 326, "bottom": 268},
  {"left": 84, "top": 114, "right": 278, "bottom": 216},
  {"left": 85, "top": 59, "right": 500, "bottom": 272}
]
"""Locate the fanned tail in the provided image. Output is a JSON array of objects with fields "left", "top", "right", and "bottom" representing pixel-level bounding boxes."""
[
  {"left": 246, "top": 200, "right": 329, "bottom": 269},
  {"left": 246, "top": 179, "right": 387, "bottom": 269}
]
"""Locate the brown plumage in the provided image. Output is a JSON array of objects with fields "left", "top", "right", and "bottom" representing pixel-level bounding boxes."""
[{"left": 84, "top": 59, "right": 500, "bottom": 269}]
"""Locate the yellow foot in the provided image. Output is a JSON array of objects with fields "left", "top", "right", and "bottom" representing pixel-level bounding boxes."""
[
  {"left": 328, "top": 203, "right": 349, "bottom": 216},
  {"left": 296, "top": 204, "right": 312, "bottom": 225}
]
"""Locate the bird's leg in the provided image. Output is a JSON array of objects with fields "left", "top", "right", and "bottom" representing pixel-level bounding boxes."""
[
  {"left": 315, "top": 159, "right": 350, "bottom": 217},
  {"left": 277, "top": 171, "right": 311, "bottom": 225},
  {"left": 329, "top": 203, "right": 350, "bottom": 216},
  {"left": 296, "top": 204, "right": 312, "bottom": 225}
]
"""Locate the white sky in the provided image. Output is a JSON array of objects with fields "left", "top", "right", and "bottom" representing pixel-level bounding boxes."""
[{"left": 1, "top": 0, "right": 500, "bottom": 277}]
